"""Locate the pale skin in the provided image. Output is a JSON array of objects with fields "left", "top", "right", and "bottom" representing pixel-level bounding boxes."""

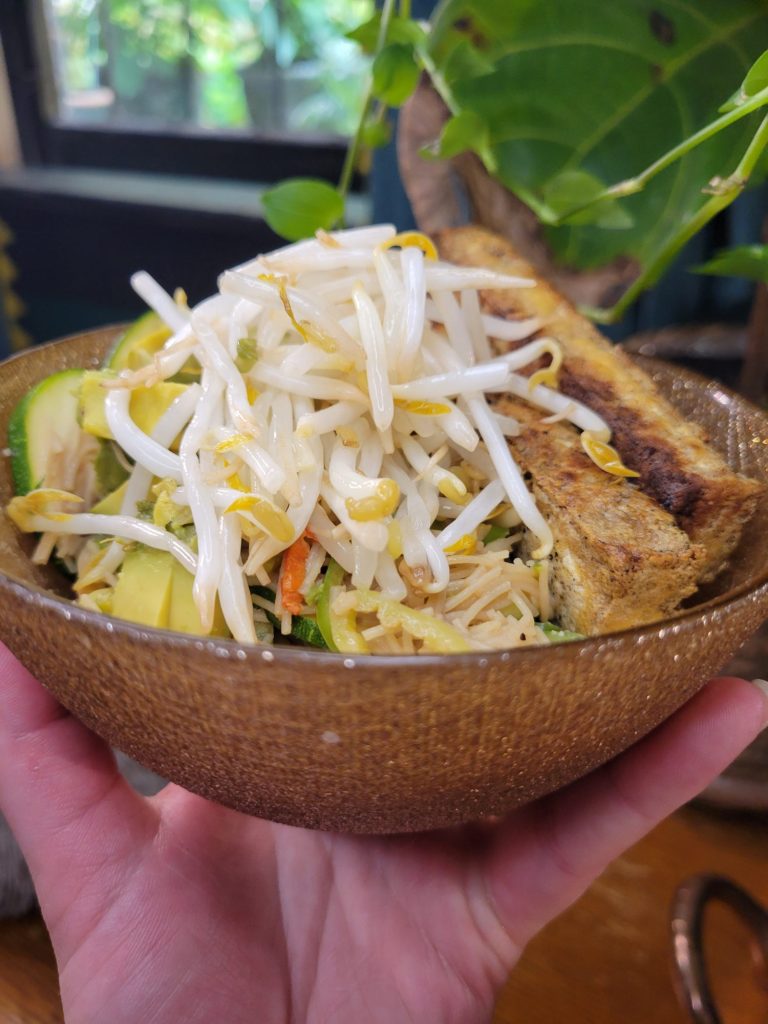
[{"left": 0, "top": 642, "right": 765, "bottom": 1024}]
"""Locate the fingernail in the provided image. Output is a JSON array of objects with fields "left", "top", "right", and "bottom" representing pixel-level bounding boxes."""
[{"left": 751, "top": 680, "right": 768, "bottom": 727}]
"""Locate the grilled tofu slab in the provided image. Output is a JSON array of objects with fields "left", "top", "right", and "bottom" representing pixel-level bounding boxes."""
[
  {"left": 437, "top": 226, "right": 763, "bottom": 582},
  {"left": 499, "top": 397, "right": 703, "bottom": 634}
]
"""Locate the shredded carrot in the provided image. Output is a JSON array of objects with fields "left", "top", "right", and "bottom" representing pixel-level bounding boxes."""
[{"left": 280, "top": 531, "right": 311, "bottom": 615}]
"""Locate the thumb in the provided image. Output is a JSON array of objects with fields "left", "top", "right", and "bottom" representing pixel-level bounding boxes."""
[{"left": 482, "top": 677, "right": 768, "bottom": 953}]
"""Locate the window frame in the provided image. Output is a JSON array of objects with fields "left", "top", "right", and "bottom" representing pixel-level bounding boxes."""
[{"left": 0, "top": 1, "right": 348, "bottom": 184}]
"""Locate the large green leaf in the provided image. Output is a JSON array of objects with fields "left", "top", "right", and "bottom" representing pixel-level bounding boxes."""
[{"left": 438, "top": 0, "right": 768, "bottom": 270}]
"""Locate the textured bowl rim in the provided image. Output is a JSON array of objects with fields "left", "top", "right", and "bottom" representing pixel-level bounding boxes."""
[{"left": 2, "top": 330, "right": 768, "bottom": 674}]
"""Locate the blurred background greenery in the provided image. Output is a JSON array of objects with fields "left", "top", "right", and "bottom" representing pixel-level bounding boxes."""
[{"left": 46, "top": 0, "right": 373, "bottom": 136}]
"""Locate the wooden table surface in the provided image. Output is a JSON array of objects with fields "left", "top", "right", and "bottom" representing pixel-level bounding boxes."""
[{"left": 1, "top": 805, "right": 766, "bottom": 1024}]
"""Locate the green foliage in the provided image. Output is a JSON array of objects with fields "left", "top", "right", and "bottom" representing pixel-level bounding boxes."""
[
  {"left": 49, "top": 0, "right": 768, "bottom": 317},
  {"left": 372, "top": 43, "right": 421, "bottom": 107},
  {"left": 437, "top": 36, "right": 494, "bottom": 85},
  {"left": 743, "top": 50, "right": 768, "bottom": 98},
  {"left": 540, "top": 170, "right": 633, "bottom": 229},
  {"left": 721, "top": 51, "right": 768, "bottom": 112},
  {"left": 48, "top": 0, "right": 373, "bottom": 134},
  {"left": 261, "top": 179, "right": 345, "bottom": 242},
  {"left": 436, "top": 0, "right": 768, "bottom": 272},
  {"left": 361, "top": 118, "right": 393, "bottom": 149},
  {"left": 694, "top": 244, "right": 768, "bottom": 281},
  {"left": 347, "top": 12, "right": 427, "bottom": 54},
  {"left": 423, "top": 110, "right": 496, "bottom": 172}
]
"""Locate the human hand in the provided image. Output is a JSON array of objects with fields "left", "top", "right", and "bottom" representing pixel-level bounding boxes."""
[{"left": 0, "top": 643, "right": 765, "bottom": 1024}]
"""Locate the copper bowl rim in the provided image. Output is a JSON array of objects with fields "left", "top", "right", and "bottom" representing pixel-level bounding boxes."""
[{"left": 2, "top": 329, "right": 768, "bottom": 674}]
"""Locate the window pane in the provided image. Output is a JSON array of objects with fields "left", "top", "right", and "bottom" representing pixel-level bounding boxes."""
[{"left": 38, "top": 0, "right": 374, "bottom": 137}]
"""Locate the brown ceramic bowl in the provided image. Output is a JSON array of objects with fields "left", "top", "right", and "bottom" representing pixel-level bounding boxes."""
[{"left": 2, "top": 328, "right": 768, "bottom": 834}]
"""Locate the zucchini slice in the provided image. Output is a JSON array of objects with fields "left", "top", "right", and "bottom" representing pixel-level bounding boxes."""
[
  {"left": 250, "top": 585, "right": 329, "bottom": 649},
  {"left": 8, "top": 369, "right": 86, "bottom": 495},
  {"left": 105, "top": 311, "right": 172, "bottom": 371}
]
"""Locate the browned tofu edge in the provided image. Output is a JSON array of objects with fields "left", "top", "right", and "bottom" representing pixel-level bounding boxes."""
[
  {"left": 435, "top": 225, "right": 764, "bottom": 582},
  {"left": 499, "top": 397, "right": 702, "bottom": 634}
]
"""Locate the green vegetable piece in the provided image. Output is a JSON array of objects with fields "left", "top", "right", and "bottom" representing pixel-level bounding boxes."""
[
  {"left": 304, "top": 580, "right": 324, "bottom": 606},
  {"left": 349, "top": 590, "right": 470, "bottom": 652},
  {"left": 94, "top": 441, "right": 130, "bottom": 497},
  {"left": 107, "top": 311, "right": 200, "bottom": 382},
  {"left": 170, "top": 523, "right": 198, "bottom": 550},
  {"left": 483, "top": 524, "right": 509, "bottom": 544},
  {"left": 254, "top": 619, "right": 275, "bottom": 644},
  {"left": 250, "top": 585, "right": 277, "bottom": 606},
  {"left": 314, "top": 561, "right": 345, "bottom": 653},
  {"left": 289, "top": 614, "right": 328, "bottom": 650},
  {"left": 262, "top": 178, "right": 345, "bottom": 242},
  {"left": 106, "top": 311, "right": 172, "bottom": 371},
  {"left": 135, "top": 499, "right": 156, "bottom": 521},
  {"left": 539, "top": 621, "right": 585, "bottom": 644},
  {"left": 372, "top": 43, "right": 421, "bottom": 108},
  {"left": 694, "top": 244, "right": 768, "bottom": 282},
  {"left": 250, "top": 585, "right": 329, "bottom": 650},
  {"left": 8, "top": 369, "right": 86, "bottom": 496}
]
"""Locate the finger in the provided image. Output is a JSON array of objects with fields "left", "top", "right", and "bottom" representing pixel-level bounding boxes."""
[
  {"left": 0, "top": 644, "right": 156, "bottom": 919},
  {"left": 481, "top": 678, "right": 768, "bottom": 954}
]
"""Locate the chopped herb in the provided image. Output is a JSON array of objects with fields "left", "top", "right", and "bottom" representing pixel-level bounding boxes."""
[
  {"left": 135, "top": 499, "right": 155, "bottom": 521},
  {"left": 483, "top": 524, "right": 509, "bottom": 544},
  {"left": 171, "top": 523, "right": 198, "bottom": 551},
  {"left": 539, "top": 621, "right": 585, "bottom": 644}
]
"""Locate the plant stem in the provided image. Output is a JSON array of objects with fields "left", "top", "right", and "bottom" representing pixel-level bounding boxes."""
[
  {"left": 553, "top": 86, "right": 768, "bottom": 225},
  {"left": 626, "top": 88, "right": 768, "bottom": 189},
  {"left": 400, "top": 0, "right": 412, "bottom": 18},
  {"left": 337, "top": 0, "right": 397, "bottom": 204},
  {"left": 584, "top": 113, "right": 768, "bottom": 324}
]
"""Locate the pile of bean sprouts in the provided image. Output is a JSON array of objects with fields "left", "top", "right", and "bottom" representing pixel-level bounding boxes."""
[{"left": 10, "top": 225, "right": 617, "bottom": 653}]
